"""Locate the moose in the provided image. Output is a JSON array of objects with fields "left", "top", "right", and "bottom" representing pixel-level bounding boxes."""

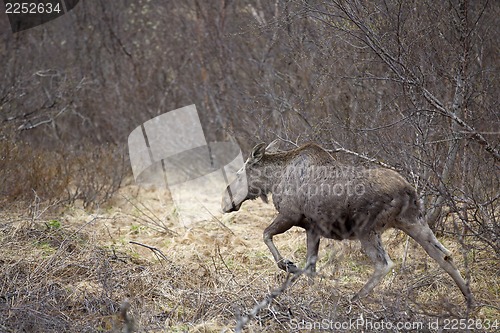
[{"left": 221, "top": 141, "right": 472, "bottom": 304}]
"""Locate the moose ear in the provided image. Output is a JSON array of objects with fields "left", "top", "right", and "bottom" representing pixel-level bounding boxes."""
[
  {"left": 265, "top": 139, "right": 280, "bottom": 153},
  {"left": 250, "top": 142, "right": 267, "bottom": 163}
]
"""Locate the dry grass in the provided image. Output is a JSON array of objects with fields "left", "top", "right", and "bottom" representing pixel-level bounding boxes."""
[{"left": 0, "top": 185, "right": 498, "bottom": 333}]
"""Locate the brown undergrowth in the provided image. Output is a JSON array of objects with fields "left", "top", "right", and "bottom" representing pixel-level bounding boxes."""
[
  {"left": 0, "top": 187, "right": 498, "bottom": 332},
  {"left": 0, "top": 138, "right": 124, "bottom": 210}
]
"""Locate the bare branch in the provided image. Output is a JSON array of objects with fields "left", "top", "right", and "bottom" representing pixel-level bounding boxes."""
[
  {"left": 129, "top": 241, "right": 169, "bottom": 265},
  {"left": 235, "top": 270, "right": 304, "bottom": 332},
  {"left": 324, "top": 145, "right": 399, "bottom": 171}
]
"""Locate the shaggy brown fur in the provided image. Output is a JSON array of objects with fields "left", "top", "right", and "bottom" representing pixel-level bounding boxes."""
[{"left": 222, "top": 142, "right": 472, "bottom": 304}]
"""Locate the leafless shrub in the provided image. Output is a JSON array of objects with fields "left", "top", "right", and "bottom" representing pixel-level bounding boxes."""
[
  {"left": 0, "top": 136, "right": 124, "bottom": 210},
  {"left": 0, "top": 138, "right": 69, "bottom": 207},
  {"left": 65, "top": 144, "right": 125, "bottom": 209}
]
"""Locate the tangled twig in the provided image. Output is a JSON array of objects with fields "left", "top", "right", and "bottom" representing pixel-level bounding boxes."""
[{"left": 235, "top": 267, "right": 307, "bottom": 332}]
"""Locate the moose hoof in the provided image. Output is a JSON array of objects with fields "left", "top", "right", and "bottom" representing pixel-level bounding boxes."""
[
  {"left": 280, "top": 259, "right": 299, "bottom": 273},
  {"left": 304, "top": 264, "right": 317, "bottom": 277}
]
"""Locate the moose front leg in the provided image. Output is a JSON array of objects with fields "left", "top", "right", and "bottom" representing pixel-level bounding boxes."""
[{"left": 263, "top": 214, "right": 300, "bottom": 273}]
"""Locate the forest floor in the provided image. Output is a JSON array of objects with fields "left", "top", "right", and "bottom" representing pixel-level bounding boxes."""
[{"left": 1, "top": 182, "right": 499, "bottom": 332}]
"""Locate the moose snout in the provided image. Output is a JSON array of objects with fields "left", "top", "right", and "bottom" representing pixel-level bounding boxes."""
[
  {"left": 221, "top": 198, "right": 241, "bottom": 213},
  {"left": 222, "top": 202, "right": 241, "bottom": 213},
  {"left": 221, "top": 188, "right": 242, "bottom": 213}
]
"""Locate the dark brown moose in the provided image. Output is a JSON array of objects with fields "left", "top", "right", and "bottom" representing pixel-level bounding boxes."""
[{"left": 221, "top": 141, "right": 472, "bottom": 304}]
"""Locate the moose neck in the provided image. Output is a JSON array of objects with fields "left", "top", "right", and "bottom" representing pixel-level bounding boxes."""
[{"left": 256, "top": 152, "right": 289, "bottom": 195}]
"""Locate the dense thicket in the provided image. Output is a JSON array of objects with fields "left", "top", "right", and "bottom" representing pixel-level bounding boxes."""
[{"left": 0, "top": 0, "right": 498, "bottom": 251}]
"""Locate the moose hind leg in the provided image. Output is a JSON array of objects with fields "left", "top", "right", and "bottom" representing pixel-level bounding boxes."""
[
  {"left": 304, "top": 229, "right": 320, "bottom": 275},
  {"left": 400, "top": 222, "right": 473, "bottom": 305},
  {"left": 353, "top": 232, "right": 394, "bottom": 300}
]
